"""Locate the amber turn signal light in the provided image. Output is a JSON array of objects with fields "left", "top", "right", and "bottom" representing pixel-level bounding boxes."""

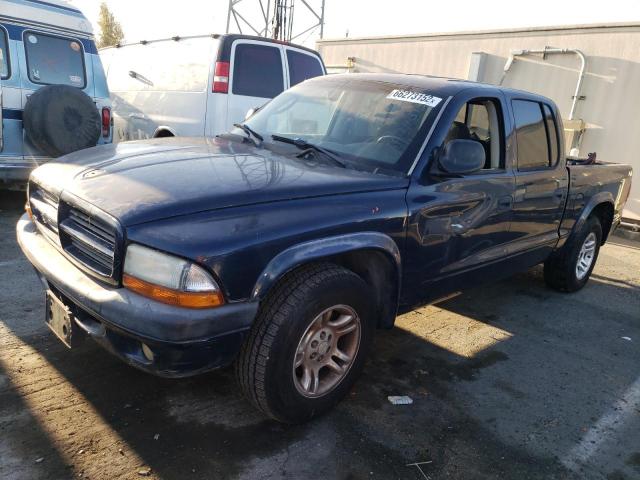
[{"left": 123, "top": 274, "right": 224, "bottom": 309}]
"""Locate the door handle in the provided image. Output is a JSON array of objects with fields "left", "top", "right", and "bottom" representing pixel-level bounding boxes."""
[
  {"left": 497, "top": 195, "right": 513, "bottom": 209},
  {"left": 451, "top": 223, "right": 466, "bottom": 234}
]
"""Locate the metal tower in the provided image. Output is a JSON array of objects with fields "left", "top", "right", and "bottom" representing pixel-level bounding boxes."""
[{"left": 225, "top": 0, "right": 325, "bottom": 43}]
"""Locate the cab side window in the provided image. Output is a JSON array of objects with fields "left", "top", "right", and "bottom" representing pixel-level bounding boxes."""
[
  {"left": 443, "top": 99, "right": 503, "bottom": 169},
  {"left": 0, "top": 27, "right": 9, "bottom": 79},
  {"left": 512, "top": 99, "right": 553, "bottom": 170}
]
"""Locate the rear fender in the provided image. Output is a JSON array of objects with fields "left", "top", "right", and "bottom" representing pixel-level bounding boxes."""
[{"left": 569, "top": 191, "right": 615, "bottom": 244}]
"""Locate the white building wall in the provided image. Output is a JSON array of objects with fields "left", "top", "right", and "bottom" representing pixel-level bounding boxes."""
[{"left": 317, "top": 23, "right": 640, "bottom": 220}]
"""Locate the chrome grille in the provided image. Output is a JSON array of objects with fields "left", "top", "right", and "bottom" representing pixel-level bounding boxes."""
[
  {"left": 59, "top": 205, "right": 117, "bottom": 278},
  {"left": 29, "top": 182, "right": 59, "bottom": 238}
]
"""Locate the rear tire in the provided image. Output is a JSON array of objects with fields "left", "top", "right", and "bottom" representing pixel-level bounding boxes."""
[
  {"left": 236, "top": 263, "right": 374, "bottom": 423},
  {"left": 544, "top": 215, "right": 602, "bottom": 292}
]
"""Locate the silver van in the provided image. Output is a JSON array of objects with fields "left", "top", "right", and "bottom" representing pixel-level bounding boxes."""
[{"left": 0, "top": 0, "right": 112, "bottom": 189}]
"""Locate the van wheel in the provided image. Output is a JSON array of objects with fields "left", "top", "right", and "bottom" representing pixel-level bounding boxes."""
[
  {"left": 236, "top": 263, "right": 373, "bottom": 423},
  {"left": 544, "top": 216, "right": 602, "bottom": 292}
]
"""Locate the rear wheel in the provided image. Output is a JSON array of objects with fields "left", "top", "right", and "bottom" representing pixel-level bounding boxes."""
[
  {"left": 544, "top": 215, "right": 602, "bottom": 292},
  {"left": 236, "top": 263, "right": 373, "bottom": 423}
]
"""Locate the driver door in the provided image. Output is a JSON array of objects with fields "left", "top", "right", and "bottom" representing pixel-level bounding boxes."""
[{"left": 402, "top": 92, "right": 517, "bottom": 308}]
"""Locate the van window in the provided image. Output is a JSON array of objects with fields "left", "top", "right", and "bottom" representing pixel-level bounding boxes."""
[
  {"left": 286, "top": 50, "right": 323, "bottom": 87},
  {"left": 543, "top": 104, "right": 559, "bottom": 166},
  {"left": 24, "top": 32, "right": 86, "bottom": 88},
  {"left": 0, "top": 27, "right": 9, "bottom": 79},
  {"left": 512, "top": 100, "right": 549, "bottom": 169},
  {"left": 232, "top": 43, "right": 284, "bottom": 98}
]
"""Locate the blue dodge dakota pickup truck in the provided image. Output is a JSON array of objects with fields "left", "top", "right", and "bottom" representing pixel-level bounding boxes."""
[{"left": 17, "top": 74, "right": 632, "bottom": 423}]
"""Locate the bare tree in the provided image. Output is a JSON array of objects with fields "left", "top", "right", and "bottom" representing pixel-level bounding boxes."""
[{"left": 96, "top": 2, "right": 124, "bottom": 48}]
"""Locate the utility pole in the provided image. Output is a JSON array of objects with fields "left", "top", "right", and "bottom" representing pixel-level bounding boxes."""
[{"left": 226, "top": 0, "right": 325, "bottom": 43}]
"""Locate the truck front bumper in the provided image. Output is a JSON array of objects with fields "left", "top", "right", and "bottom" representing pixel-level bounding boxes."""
[{"left": 16, "top": 214, "right": 259, "bottom": 377}]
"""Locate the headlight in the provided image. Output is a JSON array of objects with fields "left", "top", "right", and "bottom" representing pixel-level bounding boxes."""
[{"left": 122, "top": 244, "right": 224, "bottom": 308}]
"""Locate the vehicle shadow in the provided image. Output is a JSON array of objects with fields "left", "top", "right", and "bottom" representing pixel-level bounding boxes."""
[
  {"left": 0, "top": 361, "right": 72, "bottom": 480},
  {"left": 1, "top": 192, "right": 638, "bottom": 479}
]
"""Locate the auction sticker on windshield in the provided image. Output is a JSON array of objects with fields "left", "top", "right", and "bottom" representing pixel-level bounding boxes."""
[{"left": 386, "top": 89, "right": 442, "bottom": 107}]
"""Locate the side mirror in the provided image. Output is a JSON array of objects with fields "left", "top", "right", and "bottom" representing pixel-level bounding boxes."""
[
  {"left": 244, "top": 106, "right": 261, "bottom": 120},
  {"left": 437, "top": 139, "right": 485, "bottom": 174}
]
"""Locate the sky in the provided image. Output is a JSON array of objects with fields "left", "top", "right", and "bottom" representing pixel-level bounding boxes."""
[{"left": 72, "top": 0, "right": 640, "bottom": 47}]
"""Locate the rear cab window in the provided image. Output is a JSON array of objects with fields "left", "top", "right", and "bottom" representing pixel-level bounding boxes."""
[
  {"left": 0, "top": 26, "right": 9, "bottom": 79},
  {"left": 286, "top": 49, "right": 323, "bottom": 87},
  {"left": 24, "top": 31, "right": 86, "bottom": 88},
  {"left": 542, "top": 104, "right": 560, "bottom": 165},
  {"left": 232, "top": 43, "right": 284, "bottom": 98},
  {"left": 512, "top": 99, "right": 555, "bottom": 170}
]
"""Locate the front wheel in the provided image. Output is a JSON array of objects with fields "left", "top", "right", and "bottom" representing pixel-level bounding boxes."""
[
  {"left": 236, "top": 263, "right": 374, "bottom": 423},
  {"left": 544, "top": 215, "right": 602, "bottom": 292}
]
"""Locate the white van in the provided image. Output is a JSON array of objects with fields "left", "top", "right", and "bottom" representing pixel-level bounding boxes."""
[{"left": 100, "top": 34, "right": 326, "bottom": 141}]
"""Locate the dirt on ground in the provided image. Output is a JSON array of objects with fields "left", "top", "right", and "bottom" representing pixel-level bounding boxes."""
[{"left": 1, "top": 190, "right": 639, "bottom": 480}]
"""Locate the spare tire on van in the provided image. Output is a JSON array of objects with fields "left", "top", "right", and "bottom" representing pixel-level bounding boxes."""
[{"left": 23, "top": 85, "right": 101, "bottom": 158}]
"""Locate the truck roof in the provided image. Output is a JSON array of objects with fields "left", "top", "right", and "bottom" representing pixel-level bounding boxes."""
[{"left": 323, "top": 73, "right": 551, "bottom": 103}]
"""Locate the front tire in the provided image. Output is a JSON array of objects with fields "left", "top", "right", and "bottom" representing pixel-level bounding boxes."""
[
  {"left": 544, "top": 215, "right": 602, "bottom": 292},
  {"left": 236, "top": 263, "right": 374, "bottom": 423}
]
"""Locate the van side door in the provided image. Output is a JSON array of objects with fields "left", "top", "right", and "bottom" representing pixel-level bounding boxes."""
[
  {"left": 508, "top": 99, "right": 568, "bottom": 263},
  {"left": 227, "top": 40, "right": 285, "bottom": 127},
  {"left": 402, "top": 91, "right": 517, "bottom": 308}
]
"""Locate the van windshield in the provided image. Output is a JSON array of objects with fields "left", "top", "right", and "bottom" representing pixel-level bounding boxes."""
[
  {"left": 242, "top": 78, "right": 444, "bottom": 174},
  {"left": 24, "top": 32, "right": 86, "bottom": 88}
]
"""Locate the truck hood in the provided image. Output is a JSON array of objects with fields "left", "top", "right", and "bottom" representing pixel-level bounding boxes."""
[{"left": 32, "top": 137, "right": 409, "bottom": 226}]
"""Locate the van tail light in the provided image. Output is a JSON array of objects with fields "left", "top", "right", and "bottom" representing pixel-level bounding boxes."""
[
  {"left": 101, "top": 107, "right": 111, "bottom": 138},
  {"left": 213, "top": 61, "right": 230, "bottom": 93}
]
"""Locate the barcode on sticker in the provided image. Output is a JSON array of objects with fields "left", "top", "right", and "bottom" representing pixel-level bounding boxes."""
[{"left": 386, "top": 89, "right": 442, "bottom": 107}]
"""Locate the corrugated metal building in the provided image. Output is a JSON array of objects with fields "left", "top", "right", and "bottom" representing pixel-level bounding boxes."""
[{"left": 317, "top": 23, "right": 640, "bottom": 221}]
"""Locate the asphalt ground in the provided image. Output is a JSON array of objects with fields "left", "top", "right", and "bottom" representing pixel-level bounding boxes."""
[{"left": 1, "top": 189, "right": 639, "bottom": 480}]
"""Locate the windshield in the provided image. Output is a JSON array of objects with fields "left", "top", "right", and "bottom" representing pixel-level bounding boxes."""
[{"left": 241, "top": 78, "right": 445, "bottom": 174}]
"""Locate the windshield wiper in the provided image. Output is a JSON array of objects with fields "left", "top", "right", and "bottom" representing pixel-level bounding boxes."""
[
  {"left": 233, "top": 123, "right": 264, "bottom": 147},
  {"left": 271, "top": 134, "right": 347, "bottom": 168}
]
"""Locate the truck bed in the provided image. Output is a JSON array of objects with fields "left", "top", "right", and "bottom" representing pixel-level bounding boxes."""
[{"left": 562, "top": 161, "right": 633, "bottom": 236}]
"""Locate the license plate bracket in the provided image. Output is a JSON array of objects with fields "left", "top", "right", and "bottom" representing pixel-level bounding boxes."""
[{"left": 45, "top": 291, "right": 81, "bottom": 348}]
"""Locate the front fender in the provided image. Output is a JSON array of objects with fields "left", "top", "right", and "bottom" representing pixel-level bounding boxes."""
[{"left": 250, "top": 232, "right": 402, "bottom": 301}]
